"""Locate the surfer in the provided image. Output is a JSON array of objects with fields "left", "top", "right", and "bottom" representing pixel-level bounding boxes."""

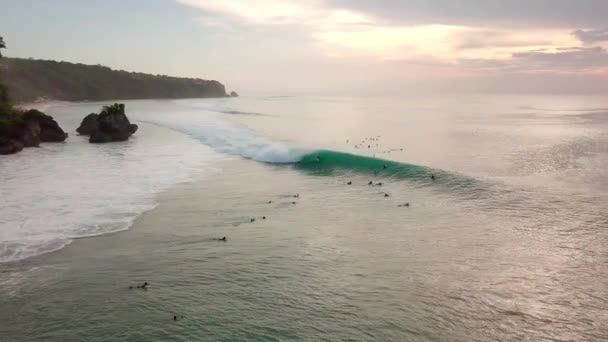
[
  {"left": 431, "top": 174, "right": 436, "bottom": 180},
  {"left": 250, "top": 218, "right": 256, "bottom": 223},
  {"left": 347, "top": 181, "right": 352, "bottom": 185},
  {"left": 368, "top": 181, "right": 373, "bottom": 185},
  {"left": 130, "top": 282, "right": 149, "bottom": 290},
  {"left": 384, "top": 193, "right": 390, "bottom": 198}
]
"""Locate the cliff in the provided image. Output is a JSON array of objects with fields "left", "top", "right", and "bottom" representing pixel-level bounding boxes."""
[{"left": 0, "top": 58, "right": 229, "bottom": 102}]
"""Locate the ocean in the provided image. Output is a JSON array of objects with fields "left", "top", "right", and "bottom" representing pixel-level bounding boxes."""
[{"left": 1, "top": 94, "right": 607, "bottom": 341}]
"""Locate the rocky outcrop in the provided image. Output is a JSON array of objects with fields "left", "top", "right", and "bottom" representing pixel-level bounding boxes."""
[
  {"left": 0, "top": 139, "right": 23, "bottom": 155},
  {"left": 0, "top": 109, "right": 67, "bottom": 155},
  {"left": 76, "top": 113, "right": 99, "bottom": 135},
  {"left": 230, "top": 91, "right": 239, "bottom": 97},
  {"left": 20, "top": 121, "right": 41, "bottom": 147},
  {"left": 22, "top": 110, "right": 69, "bottom": 142},
  {"left": 77, "top": 103, "right": 138, "bottom": 143}
]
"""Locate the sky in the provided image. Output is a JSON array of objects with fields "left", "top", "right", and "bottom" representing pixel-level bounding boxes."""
[{"left": 1, "top": 0, "right": 608, "bottom": 94}]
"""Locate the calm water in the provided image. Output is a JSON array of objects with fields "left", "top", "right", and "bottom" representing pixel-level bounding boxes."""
[{"left": 1, "top": 94, "right": 607, "bottom": 341}]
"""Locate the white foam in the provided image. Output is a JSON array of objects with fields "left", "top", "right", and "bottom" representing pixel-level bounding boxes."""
[
  {"left": 0, "top": 101, "right": 220, "bottom": 263},
  {"left": 137, "top": 99, "right": 307, "bottom": 164},
  {"left": 0, "top": 99, "right": 313, "bottom": 263}
]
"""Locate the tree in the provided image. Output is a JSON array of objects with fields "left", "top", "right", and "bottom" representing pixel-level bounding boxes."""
[
  {"left": 0, "top": 36, "right": 5, "bottom": 58},
  {"left": 0, "top": 36, "right": 8, "bottom": 106}
]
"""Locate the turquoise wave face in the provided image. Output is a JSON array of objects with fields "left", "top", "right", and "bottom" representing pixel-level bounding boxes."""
[
  {"left": 294, "top": 150, "right": 485, "bottom": 196},
  {"left": 296, "top": 150, "right": 437, "bottom": 177}
]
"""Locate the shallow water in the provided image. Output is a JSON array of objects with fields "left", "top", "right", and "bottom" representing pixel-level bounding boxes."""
[
  {"left": 1, "top": 95, "right": 608, "bottom": 341},
  {"left": 0, "top": 102, "right": 218, "bottom": 263}
]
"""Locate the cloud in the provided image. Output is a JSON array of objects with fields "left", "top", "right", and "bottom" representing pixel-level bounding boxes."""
[
  {"left": 176, "top": 1, "right": 581, "bottom": 61},
  {"left": 175, "top": 0, "right": 608, "bottom": 82},
  {"left": 175, "top": 0, "right": 372, "bottom": 27},
  {"left": 315, "top": 24, "right": 472, "bottom": 59},
  {"left": 456, "top": 30, "right": 554, "bottom": 50},
  {"left": 177, "top": 0, "right": 577, "bottom": 60},
  {"left": 315, "top": 26, "right": 577, "bottom": 61},
  {"left": 573, "top": 28, "right": 608, "bottom": 43},
  {"left": 511, "top": 47, "right": 608, "bottom": 71},
  {"left": 328, "top": 0, "right": 608, "bottom": 28},
  {"left": 446, "top": 47, "right": 608, "bottom": 75}
]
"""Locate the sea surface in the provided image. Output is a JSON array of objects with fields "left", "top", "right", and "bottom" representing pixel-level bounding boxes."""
[{"left": 1, "top": 94, "right": 607, "bottom": 341}]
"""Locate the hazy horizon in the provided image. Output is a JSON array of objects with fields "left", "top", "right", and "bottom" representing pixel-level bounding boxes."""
[{"left": 2, "top": 0, "right": 608, "bottom": 95}]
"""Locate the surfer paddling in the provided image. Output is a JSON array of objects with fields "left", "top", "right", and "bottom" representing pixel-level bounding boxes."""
[{"left": 129, "top": 282, "right": 149, "bottom": 290}]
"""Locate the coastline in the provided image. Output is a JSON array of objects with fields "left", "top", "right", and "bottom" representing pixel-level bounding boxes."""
[
  {"left": 1, "top": 165, "right": 212, "bottom": 268},
  {"left": 2, "top": 95, "right": 608, "bottom": 341},
  {"left": 1, "top": 57, "right": 232, "bottom": 103},
  {"left": 0, "top": 100, "right": 221, "bottom": 264},
  {"left": 14, "top": 99, "right": 67, "bottom": 112}
]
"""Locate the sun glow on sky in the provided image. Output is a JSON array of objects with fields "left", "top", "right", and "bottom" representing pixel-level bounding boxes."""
[
  {"left": 3, "top": 0, "right": 608, "bottom": 93},
  {"left": 178, "top": 0, "right": 584, "bottom": 62}
]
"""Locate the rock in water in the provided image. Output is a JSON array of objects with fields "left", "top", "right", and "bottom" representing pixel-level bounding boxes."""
[
  {"left": 19, "top": 122, "right": 41, "bottom": 147},
  {"left": 129, "top": 124, "right": 138, "bottom": 135},
  {"left": 89, "top": 130, "right": 113, "bottom": 143},
  {"left": 97, "top": 111, "right": 131, "bottom": 141},
  {"left": 0, "top": 109, "right": 67, "bottom": 155},
  {"left": 230, "top": 91, "right": 239, "bottom": 97},
  {"left": 76, "top": 113, "right": 99, "bottom": 135},
  {"left": 22, "top": 110, "right": 68, "bottom": 142},
  {"left": 0, "top": 139, "right": 24, "bottom": 155},
  {"left": 79, "top": 103, "right": 138, "bottom": 143}
]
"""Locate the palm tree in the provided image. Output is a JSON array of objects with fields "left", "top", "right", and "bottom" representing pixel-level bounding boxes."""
[{"left": 0, "top": 36, "right": 5, "bottom": 58}]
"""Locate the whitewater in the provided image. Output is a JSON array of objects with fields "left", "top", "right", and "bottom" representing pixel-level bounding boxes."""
[
  {"left": 3, "top": 95, "right": 608, "bottom": 341},
  {"left": 0, "top": 99, "right": 279, "bottom": 263},
  {"left": 2, "top": 95, "right": 608, "bottom": 264},
  {"left": 0, "top": 99, "right": 362, "bottom": 263}
]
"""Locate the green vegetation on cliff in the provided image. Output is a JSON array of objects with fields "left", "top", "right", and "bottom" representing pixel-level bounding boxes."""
[
  {"left": 0, "top": 36, "right": 5, "bottom": 57},
  {"left": 0, "top": 57, "right": 229, "bottom": 102},
  {"left": 0, "top": 36, "right": 14, "bottom": 115},
  {"left": 0, "top": 37, "right": 67, "bottom": 154}
]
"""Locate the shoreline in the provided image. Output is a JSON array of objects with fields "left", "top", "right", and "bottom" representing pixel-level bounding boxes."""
[
  {"left": 14, "top": 99, "right": 68, "bottom": 112},
  {"left": 1, "top": 101, "right": 221, "bottom": 265},
  {"left": 1, "top": 174, "right": 199, "bottom": 268},
  {"left": 2, "top": 95, "right": 608, "bottom": 341},
  {"left": 13, "top": 95, "right": 235, "bottom": 112},
  {"left": 13, "top": 94, "right": 235, "bottom": 104}
]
